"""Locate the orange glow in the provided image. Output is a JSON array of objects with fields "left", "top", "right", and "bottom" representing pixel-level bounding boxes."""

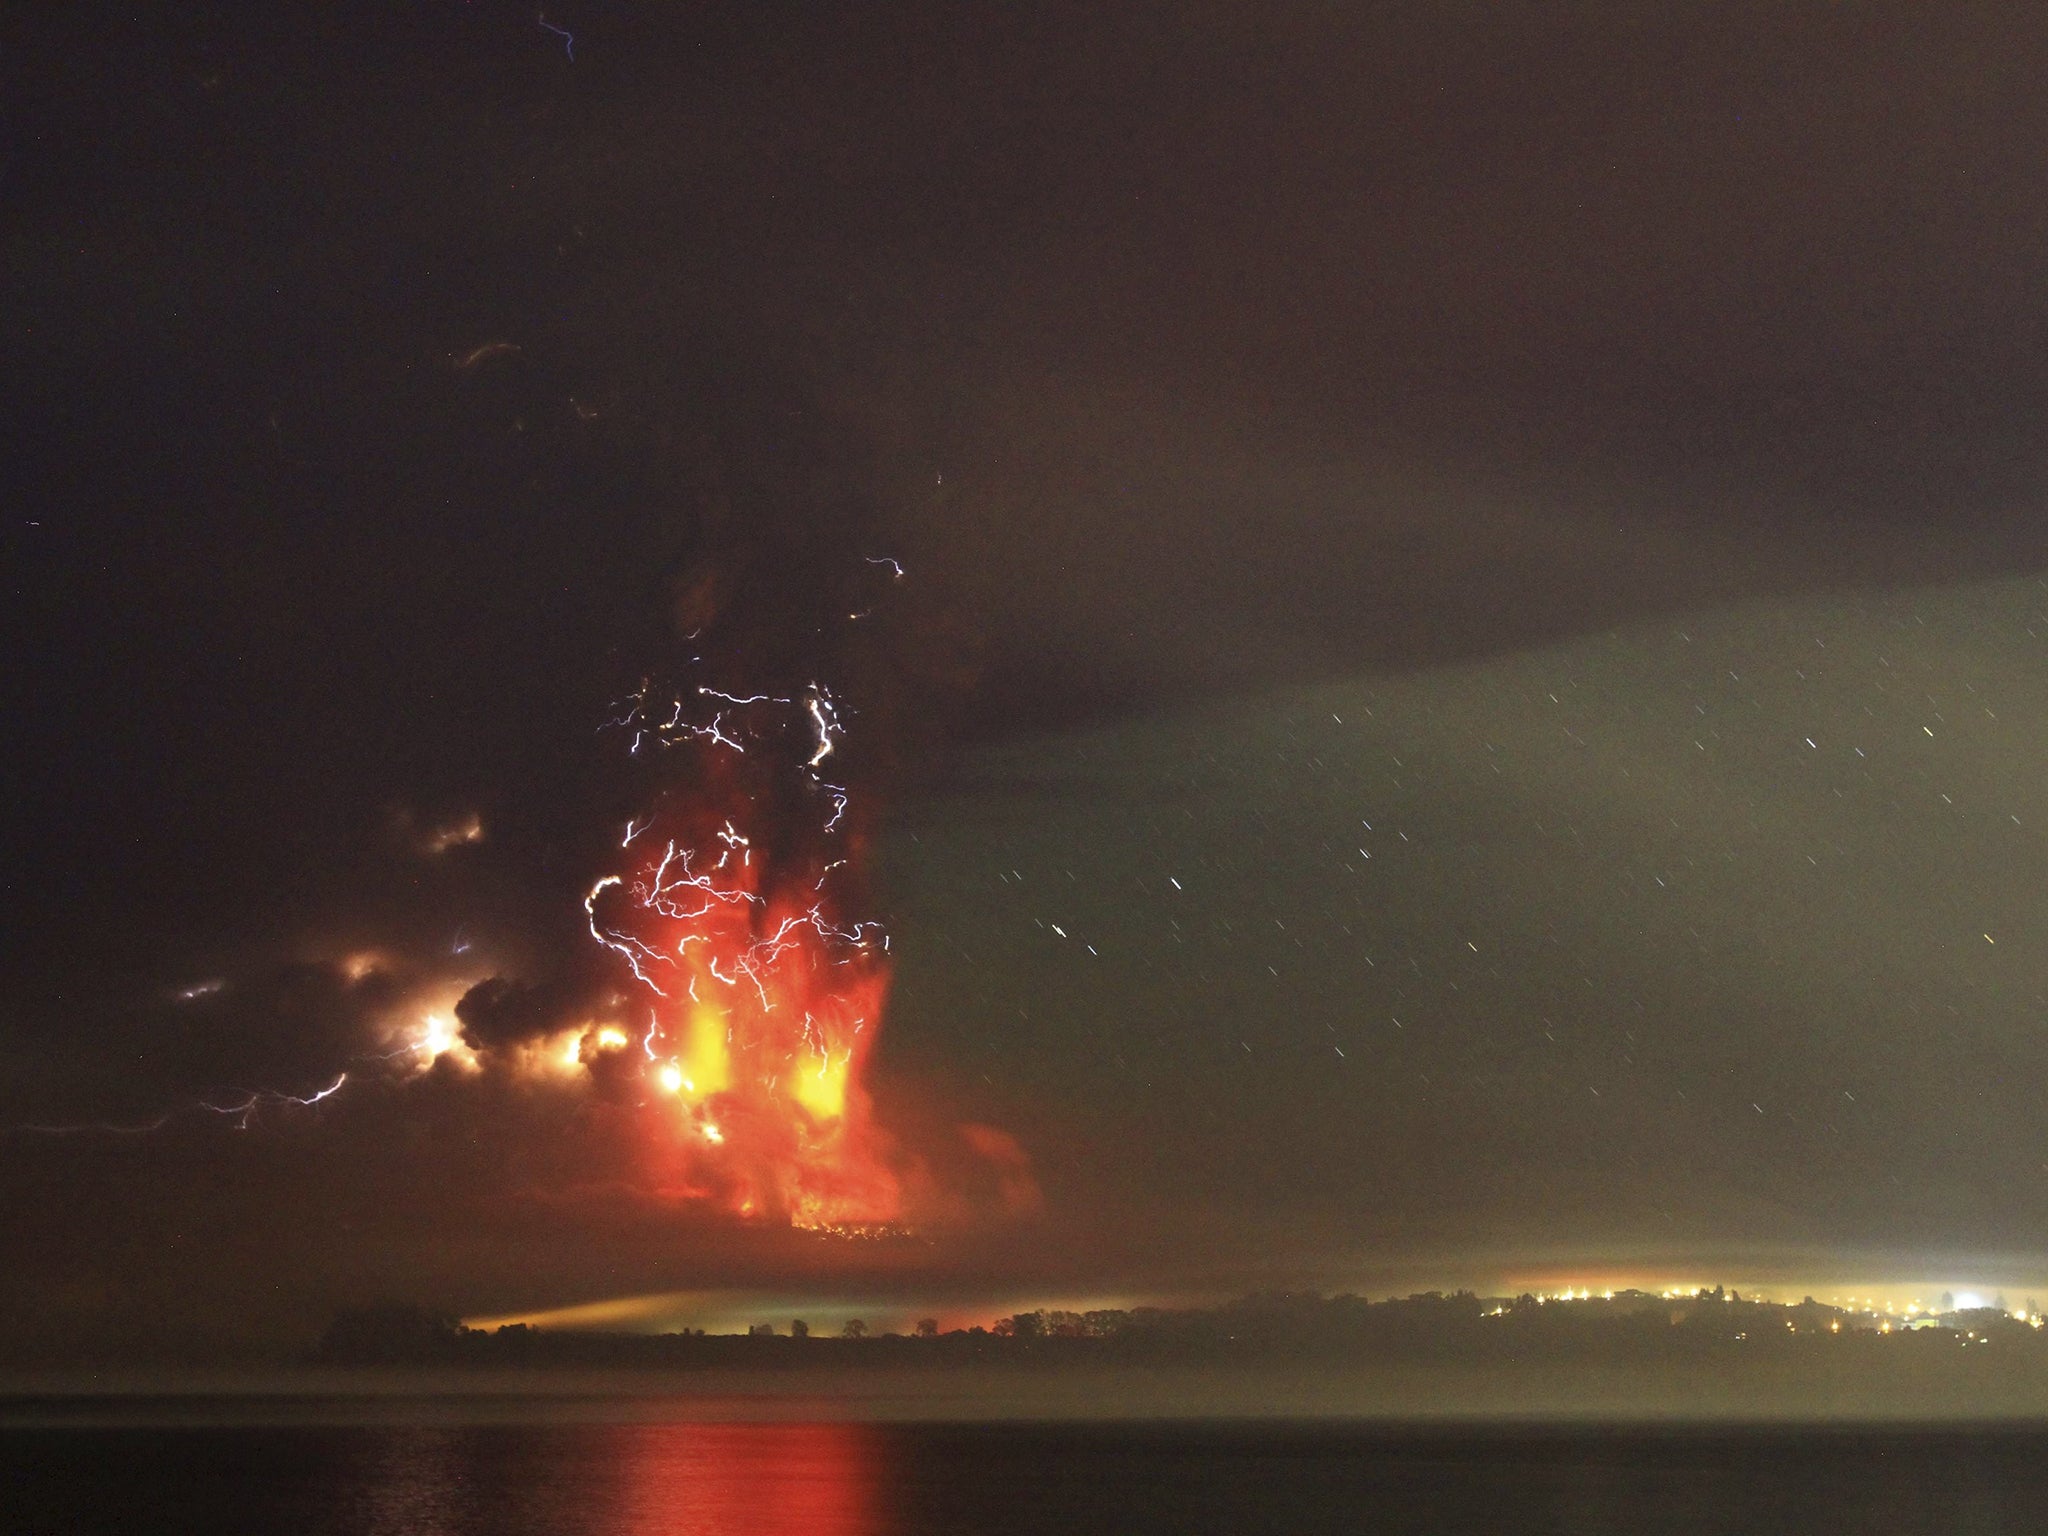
[
  {"left": 339, "top": 949, "right": 388, "bottom": 983},
  {"left": 586, "top": 759, "right": 902, "bottom": 1227},
  {"left": 421, "top": 810, "right": 485, "bottom": 854},
  {"left": 488, "top": 1028, "right": 597, "bottom": 1080},
  {"left": 512, "top": 1022, "right": 639, "bottom": 1080}
]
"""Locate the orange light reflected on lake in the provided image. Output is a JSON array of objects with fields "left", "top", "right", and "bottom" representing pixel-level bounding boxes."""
[{"left": 615, "top": 1421, "right": 884, "bottom": 1536}]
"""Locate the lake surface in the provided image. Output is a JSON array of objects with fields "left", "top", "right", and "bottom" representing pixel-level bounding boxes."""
[{"left": 6, "top": 1418, "right": 2048, "bottom": 1534}]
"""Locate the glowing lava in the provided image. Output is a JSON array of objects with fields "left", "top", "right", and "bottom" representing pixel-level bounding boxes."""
[{"left": 587, "top": 686, "right": 901, "bottom": 1227}]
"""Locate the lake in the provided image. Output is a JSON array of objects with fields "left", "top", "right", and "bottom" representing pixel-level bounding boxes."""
[{"left": 6, "top": 1416, "right": 2048, "bottom": 1533}]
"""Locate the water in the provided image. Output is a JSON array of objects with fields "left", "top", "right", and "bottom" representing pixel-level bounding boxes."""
[{"left": 6, "top": 1417, "right": 2048, "bottom": 1534}]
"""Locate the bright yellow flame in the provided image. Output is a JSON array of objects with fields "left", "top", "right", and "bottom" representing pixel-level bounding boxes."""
[
  {"left": 595, "top": 1025, "right": 628, "bottom": 1050},
  {"left": 657, "top": 1062, "right": 684, "bottom": 1094},
  {"left": 792, "top": 1050, "right": 849, "bottom": 1122},
  {"left": 702, "top": 1122, "right": 724, "bottom": 1144},
  {"left": 414, "top": 1012, "right": 479, "bottom": 1073},
  {"left": 685, "top": 1002, "right": 731, "bottom": 1097}
]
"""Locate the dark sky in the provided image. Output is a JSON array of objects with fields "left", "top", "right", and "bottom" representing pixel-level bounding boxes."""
[{"left": 8, "top": 1, "right": 2048, "bottom": 1362}]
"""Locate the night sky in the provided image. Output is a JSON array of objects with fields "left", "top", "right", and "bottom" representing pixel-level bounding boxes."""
[{"left": 9, "top": 2, "right": 2048, "bottom": 1363}]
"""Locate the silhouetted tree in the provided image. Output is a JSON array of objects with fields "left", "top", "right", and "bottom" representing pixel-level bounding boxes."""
[
  {"left": 791, "top": 1319, "right": 810, "bottom": 1339},
  {"left": 842, "top": 1318, "right": 867, "bottom": 1339},
  {"left": 314, "top": 1305, "right": 463, "bottom": 1365},
  {"left": 915, "top": 1318, "right": 938, "bottom": 1338}
]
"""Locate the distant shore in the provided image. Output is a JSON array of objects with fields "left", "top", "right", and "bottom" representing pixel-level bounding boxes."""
[{"left": 11, "top": 1290, "right": 2048, "bottom": 1425}]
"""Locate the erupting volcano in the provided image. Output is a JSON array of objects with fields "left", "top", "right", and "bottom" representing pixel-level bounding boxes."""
[{"left": 585, "top": 681, "right": 904, "bottom": 1228}]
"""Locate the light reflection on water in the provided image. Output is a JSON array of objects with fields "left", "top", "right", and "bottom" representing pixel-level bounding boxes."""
[
  {"left": 358, "top": 1429, "right": 466, "bottom": 1536},
  {"left": 336, "top": 1421, "right": 881, "bottom": 1536},
  {"left": 613, "top": 1422, "right": 879, "bottom": 1536}
]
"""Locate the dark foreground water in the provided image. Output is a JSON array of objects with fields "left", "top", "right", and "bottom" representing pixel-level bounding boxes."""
[{"left": 7, "top": 1418, "right": 2048, "bottom": 1535}]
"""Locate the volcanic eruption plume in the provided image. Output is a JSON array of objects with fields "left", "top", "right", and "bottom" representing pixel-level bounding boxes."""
[
  {"left": 5, "top": 542, "right": 1014, "bottom": 1234},
  {"left": 585, "top": 679, "right": 904, "bottom": 1228}
]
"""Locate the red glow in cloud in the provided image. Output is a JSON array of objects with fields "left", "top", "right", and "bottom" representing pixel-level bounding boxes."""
[{"left": 957, "top": 1122, "right": 1044, "bottom": 1218}]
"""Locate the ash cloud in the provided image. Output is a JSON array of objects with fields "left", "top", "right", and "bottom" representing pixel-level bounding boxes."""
[
  {"left": 158, "top": 960, "right": 399, "bottom": 1089},
  {"left": 0, "top": 956, "right": 409, "bottom": 1131},
  {"left": 453, "top": 974, "right": 608, "bottom": 1055}
]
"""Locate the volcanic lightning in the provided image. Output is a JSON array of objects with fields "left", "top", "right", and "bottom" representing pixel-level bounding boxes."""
[
  {"left": 587, "top": 677, "right": 903, "bottom": 1228},
  {"left": 7, "top": 560, "right": 991, "bottom": 1229}
]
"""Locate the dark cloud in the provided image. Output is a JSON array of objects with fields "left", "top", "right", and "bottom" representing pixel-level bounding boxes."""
[
  {"left": 156, "top": 961, "right": 398, "bottom": 1090},
  {"left": 0, "top": 957, "right": 413, "bottom": 1131},
  {"left": 454, "top": 974, "right": 604, "bottom": 1054}
]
